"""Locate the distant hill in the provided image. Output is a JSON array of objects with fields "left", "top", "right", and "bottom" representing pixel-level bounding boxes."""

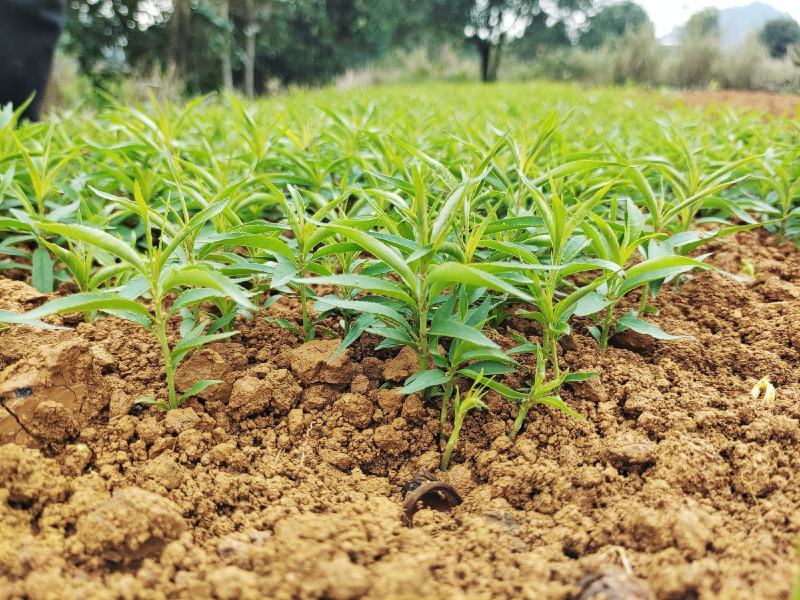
[{"left": 660, "top": 2, "right": 792, "bottom": 49}]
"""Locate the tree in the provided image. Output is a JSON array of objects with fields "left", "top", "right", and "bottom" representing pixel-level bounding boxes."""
[
  {"left": 241, "top": 0, "right": 260, "bottom": 97},
  {"left": 218, "top": 0, "right": 233, "bottom": 89},
  {"left": 760, "top": 18, "right": 800, "bottom": 59},
  {"left": 511, "top": 12, "right": 570, "bottom": 58},
  {"left": 387, "top": 0, "right": 472, "bottom": 49},
  {"left": 63, "top": 0, "right": 171, "bottom": 83},
  {"left": 684, "top": 7, "right": 719, "bottom": 39},
  {"left": 579, "top": 1, "right": 649, "bottom": 49},
  {"left": 464, "top": 0, "right": 593, "bottom": 82},
  {"left": 167, "top": 0, "right": 192, "bottom": 79},
  {"left": 791, "top": 42, "right": 800, "bottom": 68},
  {"left": 673, "top": 8, "right": 720, "bottom": 89}
]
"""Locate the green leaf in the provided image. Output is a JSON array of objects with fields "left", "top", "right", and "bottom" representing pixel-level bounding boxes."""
[
  {"left": 104, "top": 309, "right": 153, "bottom": 330},
  {"left": 38, "top": 222, "right": 147, "bottom": 275},
  {"left": 264, "top": 317, "right": 302, "bottom": 337},
  {"left": 625, "top": 255, "right": 705, "bottom": 280},
  {"left": 616, "top": 314, "right": 687, "bottom": 341},
  {"left": 329, "top": 313, "right": 376, "bottom": 361},
  {"left": 177, "top": 379, "right": 223, "bottom": 404},
  {"left": 429, "top": 319, "right": 499, "bottom": 349},
  {"left": 169, "top": 287, "right": 228, "bottom": 316},
  {"left": 159, "top": 198, "right": 230, "bottom": 267},
  {"left": 620, "top": 256, "right": 709, "bottom": 295},
  {"left": 428, "top": 262, "right": 533, "bottom": 303},
  {"left": 430, "top": 185, "right": 467, "bottom": 249},
  {"left": 163, "top": 265, "right": 255, "bottom": 311},
  {"left": 367, "top": 324, "right": 416, "bottom": 346},
  {"left": 324, "top": 224, "right": 418, "bottom": 296},
  {"left": 199, "top": 232, "right": 295, "bottom": 261},
  {"left": 529, "top": 159, "right": 618, "bottom": 186},
  {"left": 484, "top": 216, "right": 540, "bottom": 235},
  {"left": 389, "top": 136, "right": 459, "bottom": 188},
  {"left": 31, "top": 247, "right": 54, "bottom": 293},
  {"left": 457, "top": 347, "right": 516, "bottom": 365},
  {"left": 135, "top": 396, "right": 164, "bottom": 407},
  {"left": 564, "top": 371, "right": 598, "bottom": 383},
  {"left": 25, "top": 292, "right": 152, "bottom": 320},
  {"left": 573, "top": 292, "right": 612, "bottom": 317},
  {"left": 457, "top": 369, "right": 527, "bottom": 400},
  {"left": 532, "top": 395, "right": 584, "bottom": 420},
  {"left": 400, "top": 369, "right": 452, "bottom": 395},
  {"left": 300, "top": 274, "right": 415, "bottom": 306},
  {"left": 42, "top": 238, "right": 90, "bottom": 288},
  {"left": 170, "top": 331, "right": 238, "bottom": 368},
  {"left": 0, "top": 310, "right": 63, "bottom": 330},
  {"left": 314, "top": 295, "right": 411, "bottom": 331},
  {"left": 464, "top": 360, "right": 516, "bottom": 376}
]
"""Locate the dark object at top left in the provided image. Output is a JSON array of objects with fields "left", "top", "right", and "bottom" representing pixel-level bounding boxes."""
[{"left": 0, "top": 0, "right": 65, "bottom": 121}]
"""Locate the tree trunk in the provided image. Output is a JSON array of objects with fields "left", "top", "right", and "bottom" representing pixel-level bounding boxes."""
[
  {"left": 487, "top": 35, "right": 505, "bottom": 82},
  {"left": 219, "top": 0, "right": 233, "bottom": 90},
  {"left": 243, "top": 0, "right": 258, "bottom": 98},
  {"left": 168, "top": 0, "right": 191, "bottom": 79},
  {"left": 478, "top": 42, "right": 491, "bottom": 83}
]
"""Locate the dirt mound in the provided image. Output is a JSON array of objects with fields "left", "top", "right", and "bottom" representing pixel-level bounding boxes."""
[
  {"left": 0, "top": 336, "right": 115, "bottom": 447},
  {"left": 0, "top": 231, "right": 798, "bottom": 599},
  {"left": 69, "top": 487, "right": 185, "bottom": 566}
]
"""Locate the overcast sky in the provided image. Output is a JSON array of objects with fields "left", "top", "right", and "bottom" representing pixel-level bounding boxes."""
[{"left": 635, "top": 1, "right": 800, "bottom": 36}]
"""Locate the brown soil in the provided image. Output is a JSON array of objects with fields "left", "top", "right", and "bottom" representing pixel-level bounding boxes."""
[
  {"left": 678, "top": 89, "right": 800, "bottom": 117},
  {"left": 1, "top": 231, "right": 799, "bottom": 599}
]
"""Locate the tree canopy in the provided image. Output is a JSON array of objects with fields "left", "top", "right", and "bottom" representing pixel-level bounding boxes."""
[
  {"left": 760, "top": 17, "right": 800, "bottom": 59},
  {"left": 61, "top": 0, "right": 600, "bottom": 92},
  {"left": 684, "top": 7, "right": 720, "bottom": 40},
  {"left": 579, "top": 1, "right": 650, "bottom": 49}
]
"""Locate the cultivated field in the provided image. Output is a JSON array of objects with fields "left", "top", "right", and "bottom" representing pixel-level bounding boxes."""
[{"left": 0, "top": 82, "right": 799, "bottom": 599}]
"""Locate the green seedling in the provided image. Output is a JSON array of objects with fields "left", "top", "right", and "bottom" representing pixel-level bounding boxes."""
[
  {"left": 310, "top": 167, "right": 533, "bottom": 371},
  {"left": 493, "top": 176, "right": 620, "bottom": 376},
  {"left": 399, "top": 290, "right": 517, "bottom": 444},
  {"left": 22, "top": 184, "right": 254, "bottom": 409},
  {"left": 472, "top": 343, "right": 590, "bottom": 441},
  {"left": 200, "top": 183, "right": 347, "bottom": 341},
  {"left": 440, "top": 378, "right": 488, "bottom": 471},
  {"left": 617, "top": 127, "right": 755, "bottom": 236},
  {"left": 577, "top": 198, "right": 711, "bottom": 350},
  {"left": 7, "top": 129, "right": 78, "bottom": 292},
  {"left": 759, "top": 152, "right": 800, "bottom": 240}
]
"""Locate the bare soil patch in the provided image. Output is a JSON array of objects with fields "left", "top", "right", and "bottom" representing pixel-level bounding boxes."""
[
  {"left": 0, "top": 231, "right": 799, "bottom": 599},
  {"left": 679, "top": 89, "right": 800, "bottom": 117}
]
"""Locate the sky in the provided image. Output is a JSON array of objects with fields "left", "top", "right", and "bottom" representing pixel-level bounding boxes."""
[{"left": 635, "top": 0, "right": 800, "bottom": 37}]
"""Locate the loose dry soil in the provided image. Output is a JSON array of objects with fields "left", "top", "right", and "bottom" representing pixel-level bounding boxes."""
[
  {"left": 679, "top": 89, "right": 800, "bottom": 117},
  {"left": 0, "top": 231, "right": 799, "bottom": 600}
]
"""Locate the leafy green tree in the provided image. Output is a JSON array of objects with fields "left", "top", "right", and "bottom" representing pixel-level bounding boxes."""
[
  {"left": 62, "top": 0, "right": 595, "bottom": 91},
  {"left": 672, "top": 8, "right": 720, "bottom": 89},
  {"left": 388, "top": 0, "right": 473, "bottom": 48},
  {"left": 760, "top": 18, "right": 800, "bottom": 59},
  {"left": 465, "top": 0, "right": 593, "bottom": 82},
  {"left": 247, "top": 0, "right": 398, "bottom": 87},
  {"left": 511, "top": 12, "right": 571, "bottom": 57},
  {"left": 63, "top": 0, "right": 406, "bottom": 94},
  {"left": 62, "top": 0, "right": 166, "bottom": 83},
  {"left": 579, "top": 1, "right": 649, "bottom": 49},
  {"left": 684, "top": 7, "right": 719, "bottom": 39}
]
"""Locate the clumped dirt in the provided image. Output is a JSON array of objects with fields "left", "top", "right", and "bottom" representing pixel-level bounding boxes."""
[{"left": 0, "top": 231, "right": 799, "bottom": 599}]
